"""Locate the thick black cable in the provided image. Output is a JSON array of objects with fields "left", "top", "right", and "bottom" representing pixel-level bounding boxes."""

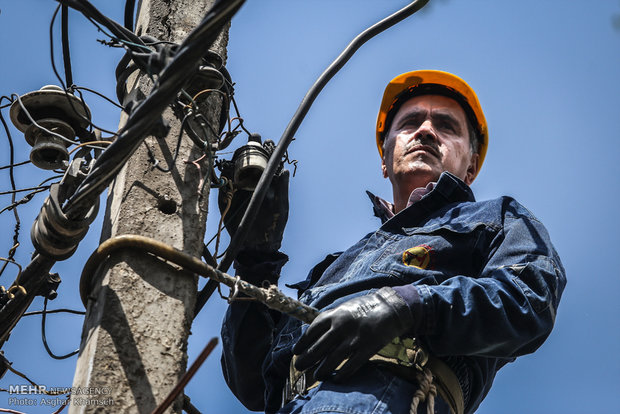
[
  {"left": 194, "top": 0, "right": 430, "bottom": 314},
  {"left": 124, "top": 0, "right": 137, "bottom": 31},
  {"left": 56, "top": 0, "right": 146, "bottom": 51},
  {"left": 0, "top": 0, "right": 244, "bottom": 348},
  {"left": 41, "top": 297, "right": 79, "bottom": 359},
  {"left": 64, "top": 0, "right": 246, "bottom": 219},
  {"left": 221, "top": 0, "right": 429, "bottom": 269},
  {"left": 61, "top": 5, "right": 73, "bottom": 87}
]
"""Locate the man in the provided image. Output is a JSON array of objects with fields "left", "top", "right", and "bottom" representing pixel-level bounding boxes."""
[{"left": 220, "top": 70, "right": 566, "bottom": 414}]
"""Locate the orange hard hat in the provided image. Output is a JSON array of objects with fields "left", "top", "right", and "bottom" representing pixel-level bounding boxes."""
[{"left": 376, "top": 70, "right": 488, "bottom": 177}]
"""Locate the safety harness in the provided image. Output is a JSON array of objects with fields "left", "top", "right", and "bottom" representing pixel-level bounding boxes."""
[{"left": 284, "top": 337, "right": 464, "bottom": 414}]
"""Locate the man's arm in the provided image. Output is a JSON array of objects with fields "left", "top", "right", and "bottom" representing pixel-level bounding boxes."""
[
  {"left": 218, "top": 152, "right": 290, "bottom": 409},
  {"left": 403, "top": 198, "right": 566, "bottom": 357},
  {"left": 294, "top": 197, "right": 566, "bottom": 379},
  {"left": 221, "top": 251, "right": 287, "bottom": 410}
]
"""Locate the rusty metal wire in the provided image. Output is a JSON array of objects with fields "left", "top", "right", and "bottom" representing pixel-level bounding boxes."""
[{"left": 79, "top": 234, "right": 319, "bottom": 323}]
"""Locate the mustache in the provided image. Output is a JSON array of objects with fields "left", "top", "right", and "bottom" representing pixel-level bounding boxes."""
[{"left": 404, "top": 141, "right": 440, "bottom": 158}]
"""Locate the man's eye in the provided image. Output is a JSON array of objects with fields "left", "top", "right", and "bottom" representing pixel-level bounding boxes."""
[
  {"left": 401, "top": 120, "right": 420, "bottom": 130},
  {"left": 438, "top": 121, "right": 455, "bottom": 132}
]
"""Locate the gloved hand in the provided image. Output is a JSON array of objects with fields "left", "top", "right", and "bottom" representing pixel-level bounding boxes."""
[
  {"left": 218, "top": 139, "right": 289, "bottom": 253},
  {"left": 293, "top": 287, "right": 414, "bottom": 381}
]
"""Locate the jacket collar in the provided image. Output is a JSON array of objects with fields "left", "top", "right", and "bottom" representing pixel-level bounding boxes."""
[{"left": 368, "top": 172, "right": 475, "bottom": 228}]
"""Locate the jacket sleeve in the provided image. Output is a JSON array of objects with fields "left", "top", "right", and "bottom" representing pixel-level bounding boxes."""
[
  {"left": 403, "top": 199, "right": 566, "bottom": 358},
  {"left": 220, "top": 250, "right": 287, "bottom": 411}
]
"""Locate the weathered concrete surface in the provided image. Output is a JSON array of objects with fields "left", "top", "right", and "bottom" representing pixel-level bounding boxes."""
[{"left": 71, "top": 1, "right": 228, "bottom": 413}]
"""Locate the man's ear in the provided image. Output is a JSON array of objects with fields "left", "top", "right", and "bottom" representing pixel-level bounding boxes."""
[
  {"left": 464, "top": 152, "right": 480, "bottom": 185},
  {"left": 381, "top": 156, "right": 388, "bottom": 178}
]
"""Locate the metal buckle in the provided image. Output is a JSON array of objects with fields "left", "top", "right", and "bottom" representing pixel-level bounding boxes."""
[{"left": 293, "top": 371, "right": 307, "bottom": 396}]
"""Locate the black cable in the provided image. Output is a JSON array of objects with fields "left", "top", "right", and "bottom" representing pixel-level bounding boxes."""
[
  {"left": 0, "top": 95, "right": 14, "bottom": 110},
  {"left": 50, "top": 6, "right": 107, "bottom": 140},
  {"left": 50, "top": 4, "right": 67, "bottom": 90},
  {"left": 194, "top": 0, "right": 430, "bottom": 314},
  {"left": 64, "top": 0, "right": 246, "bottom": 219},
  {"left": 0, "top": 188, "right": 50, "bottom": 216},
  {"left": 39, "top": 175, "right": 64, "bottom": 186},
  {"left": 72, "top": 85, "right": 124, "bottom": 110},
  {"left": 0, "top": 160, "right": 31, "bottom": 171},
  {"left": 0, "top": 110, "right": 21, "bottom": 279},
  {"left": 61, "top": 5, "right": 73, "bottom": 87},
  {"left": 41, "top": 297, "right": 80, "bottom": 359},
  {"left": 230, "top": 95, "right": 252, "bottom": 137},
  {"left": 124, "top": 0, "right": 137, "bottom": 31},
  {"left": 23, "top": 308, "right": 85, "bottom": 316},
  {"left": 145, "top": 114, "right": 190, "bottom": 173},
  {"left": 70, "top": 88, "right": 119, "bottom": 137},
  {"left": 0, "top": 186, "right": 51, "bottom": 197},
  {"left": 57, "top": 0, "right": 146, "bottom": 51}
]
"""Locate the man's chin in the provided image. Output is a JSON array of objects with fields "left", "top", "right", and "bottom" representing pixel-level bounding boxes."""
[{"left": 397, "top": 168, "right": 441, "bottom": 189}]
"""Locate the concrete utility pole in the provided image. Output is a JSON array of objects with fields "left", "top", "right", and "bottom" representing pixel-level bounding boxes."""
[{"left": 71, "top": 1, "right": 228, "bottom": 413}]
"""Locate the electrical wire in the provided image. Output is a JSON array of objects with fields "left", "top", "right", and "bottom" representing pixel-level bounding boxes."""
[
  {"left": 0, "top": 160, "right": 30, "bottom": 171},
  {"left": 0, "top": 356, "right": 69, "bottom": 395},
  {"left": 71, "top": 85, "right": 124, "bottom": 110},
  {"left": 22, "top": 308, "right": 85, "bottom": 317},
  {"left": 50, "top": 5, "right": 68, "bottom": 90},
  {"left": 68, "top": 140, "right": 111, "bottom": 155},
  {"left": 124, "top": 0, "right": 137, "bottom": 31},
  {"left": 79, "top": 235, "right": 319, "bottom": 323},
  {"left": 0, "top": 110, "right": 21, "bottom": 279},
  {"left": 70, "top": 88, "right": 119, "bottom": 137},
  {"left": 194, "top": 0, "right": 431, "bottom": 314},
  {"left": 56, "top": 0, "right": 147, "bottom": 52},
  {"left": 229, "top": 95, "right": 252, "bottom": 137},
  {"left": 50, "top": 4, "right": 119, "bottom": 138},
  {"left": 61, "top": 5, "right": 73, "bottom": 88},
  {"left": 0, "top": 0, "right": 245, "bottom": 348},
  {"left": 144, "top": 113, "right": 190, "bottom": 173},
  {"left": 0, "top": 188, "right": 50, "bottom": 216},
  {"left": 0, "top": 186, "right": 51, "bottom": 197},
  {"left": 64, "top": 0, "right": 246, "bottom": 219},
  {"left": 41, "top": 297, "right": 80, "bottom": 359}
]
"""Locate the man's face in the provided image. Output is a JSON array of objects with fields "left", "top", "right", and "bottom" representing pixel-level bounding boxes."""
[{"left": 381, "top": 94, "right": 479, "bottom": 192}]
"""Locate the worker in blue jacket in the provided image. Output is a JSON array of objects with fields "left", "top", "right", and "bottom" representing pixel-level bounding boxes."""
[{"left": 220, "top": 70, "right": 566, "bottom": 414}]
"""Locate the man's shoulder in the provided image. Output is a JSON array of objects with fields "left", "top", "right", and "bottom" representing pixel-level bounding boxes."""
[
  {"left": 440, "top": 195, "right": 543, "bottom": 229},
  {"left": 473, "top": 196, "right": 543, "bottom": 223}
]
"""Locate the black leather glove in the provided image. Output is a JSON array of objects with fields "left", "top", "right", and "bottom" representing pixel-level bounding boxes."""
[
  {"left": 218, "top": 140, "right": 289, "bottom": 253},
  {"left": 292, "top": 287, "right": 414, "bottom": 381}
]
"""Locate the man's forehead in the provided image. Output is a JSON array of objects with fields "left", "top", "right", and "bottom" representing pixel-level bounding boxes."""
[{"left": 393, "top": 94, "right": 467, "bottom": 119}]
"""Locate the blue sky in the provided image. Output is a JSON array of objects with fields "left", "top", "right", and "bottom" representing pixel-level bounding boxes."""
[{"left": 1, "top": 1, "right": 619, "bottom": 413}]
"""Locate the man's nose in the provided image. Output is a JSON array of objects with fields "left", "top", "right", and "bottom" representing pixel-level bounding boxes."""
[{"left": 414, "top": 120, "right": 437, "bottom": 143}]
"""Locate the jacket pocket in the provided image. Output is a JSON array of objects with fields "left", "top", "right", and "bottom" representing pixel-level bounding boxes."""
[{"left": 370, "top": 222, "right": 490, "bottom": 283}]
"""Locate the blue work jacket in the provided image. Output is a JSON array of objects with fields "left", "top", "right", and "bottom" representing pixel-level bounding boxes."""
[{"left": 221, "top": 172, "right": 566, "bottom": 414}]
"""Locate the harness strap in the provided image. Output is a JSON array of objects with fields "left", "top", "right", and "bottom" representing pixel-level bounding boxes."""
[{"left": 284, "top": 337, "right": 464, "bottom": 414}]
